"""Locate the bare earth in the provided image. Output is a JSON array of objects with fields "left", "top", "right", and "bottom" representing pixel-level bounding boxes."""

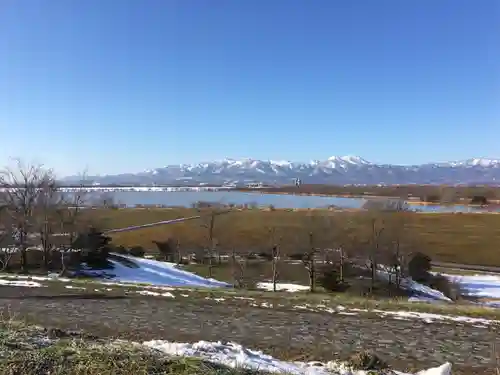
[{"left": 1, "top": 286, "right": 499, "bottom": 375}]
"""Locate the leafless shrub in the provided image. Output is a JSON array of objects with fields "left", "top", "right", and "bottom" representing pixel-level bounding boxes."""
[
  {"left": 302, "top": 232, "right": 318, "bottom": 293},
  {"left": 0, "top": 159, "right": 54, "bottom": 272},
  {"left": 368, "top": 217, "right": 385, "bottom": 293},
  {"left": 429, "top": 273, "right": 462, "bottom": 300},
  {"left": 54, "top": 171, "right": 90, "bottom": 275},
  {"left": 153, "top": 238, "right": 177, "bottom": 262},
  {"left": 35, "top": 172, "right": 61, "bottom": 269},
  {"left": 268, "top": 227, "right": 282, "bottom": 292}
]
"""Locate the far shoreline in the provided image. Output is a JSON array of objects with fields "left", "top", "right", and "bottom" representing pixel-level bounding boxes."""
[{"left": 236, "top": 188, "right": 500, "bottom": 207}]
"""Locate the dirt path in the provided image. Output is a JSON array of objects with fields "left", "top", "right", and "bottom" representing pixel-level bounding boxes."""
[{"left": 1, "top": 287, "right": 499, "bottom": 374}]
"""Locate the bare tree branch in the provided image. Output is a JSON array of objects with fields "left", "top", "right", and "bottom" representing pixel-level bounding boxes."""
[{"left": 0, "top": 159, "right": 53, "bottom": 272}]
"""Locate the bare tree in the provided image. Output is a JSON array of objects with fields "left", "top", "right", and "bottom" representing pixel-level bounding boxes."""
[
  {"left": 35, "top": 172, "right": 61, "bottom": 270},
  {"left": 385, "top": 210, "right": 416, "bottom": 288},
  {"left": 368, "top": 217, "right": 385, "bottom": 293},
  {"left": 0, "top": 160, "right": 51, "bottom": 272},
  {"left": 0, "top": 248, "right": 15, "bottom": 271},
  {"left": 0, "top": 214, "right": 15, "bottom": 271},
  {"left": 302, "top": 232, "right": 318, "bottom": 293},
  {"left": 324, "top": 214, "right": 356, "bottom": 284},
  {"left": 55, "top": 172, "right": 89, "bottom": 275},
  {"left": 198, "top": 207, "right": 231, "bottom": 277},
  {"left": 268, "top": 227, "right": 281, "bottom": 292},
  {"left": 154, "top": 238, "right": 177, "bottom": 262},
  {"left": 230, "top": 247, "right": 244, "bottom": 288},
  {"left": 0, "top": 204, "right": 11, "bottom": 269},
  {"left": 439, "top": 186, "right": 458, "bottom": 205},
  {"left": 175, "top": 239, "right": 183, "bottom": 264}
]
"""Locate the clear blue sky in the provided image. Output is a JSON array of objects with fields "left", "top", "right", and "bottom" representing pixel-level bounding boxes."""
[{"left": 0, "top": 0, "right": 498, "bottom": 176}]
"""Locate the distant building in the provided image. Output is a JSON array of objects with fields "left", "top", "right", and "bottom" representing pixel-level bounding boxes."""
[{"left": 246, "top": 182, "right": 263, "bottom": 188}]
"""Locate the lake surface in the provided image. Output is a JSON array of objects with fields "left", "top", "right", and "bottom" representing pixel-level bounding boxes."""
[
  {"left": 91, "top": 191, "right": 364, "bottom": 209},
  {"left": 83, "top": 190, "right": 500, "bottom": 213}
]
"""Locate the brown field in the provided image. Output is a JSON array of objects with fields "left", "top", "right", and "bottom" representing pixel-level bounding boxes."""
[{"left": 85, "top": 208, "right": 500, "bottom": 267}]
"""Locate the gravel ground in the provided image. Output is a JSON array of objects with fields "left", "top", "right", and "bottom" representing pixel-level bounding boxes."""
[{"left": 1, "top": 286, "right": 499, "bottom": 374}]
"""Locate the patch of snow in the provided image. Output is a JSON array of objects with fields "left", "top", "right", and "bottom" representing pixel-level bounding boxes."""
[
  {"left": 0, "top": 279, "right": 44, "bottom": 288},
  {"left": 136, "top": 290, "right": 175, "bottom": 298},
  {"left": 443, "top": 274, "right": 500, "bottom": 299},
  {"left": 257, "top": 282, "right": 309, "bottom": 292},
  {"left": 86, "top": 253, "right": 230, "bottom": 288},
  {"left": 358, "top": 308, "right": 500, "bottom": 327},
  {"left": 408, "top": 296, "right": 444, "bottom": 304},
  {"left": 65, "top": 285, "right": 86, "bottom": 290},
  {"left": 377, "top": 270, "right": 451, "bottom": 302},
  {"left": 289, "top": 303, "right": 499, "bottom": 327},
  {"left": 6, "top": 274, "right": 72, "bottom": 283},
  {"left": 142, "top": 339, "right": 451, "bottom": 375},
  {"left": 205, "top": 297, "right": 225, "bottom": 302},
  {"left": 483, "top": 301, "right": 500, "bottom": 308}
]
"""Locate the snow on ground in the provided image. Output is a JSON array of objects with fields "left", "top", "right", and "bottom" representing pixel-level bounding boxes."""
[
  {"left": 289, "top": 303, "right": 500, "bottom": 328},
  {"left": 403, "top": 278, "right": 451, "bottom": 302},
  {"left": 356, "top": 308, "right": 499, "bottom": 327},
  {"left": 377, "top": 270, "right": 451, "bottom": 302},
  {"left": 408, "top": 296, "right": 444, "bottom": 304},
  {"left": 0, "top": 254, "right": 229, "bottom": 290},
  {"left": 142, "top": 339, "right": 452, "bottom": 375},
  {"left": 135, "top": 289, "right": 175, "bottom": 297},
  {"left": 257, "top": 282, "right": 310, "bottom": 292},
  {"left": 0, "top": 279, "right": 44, "bottom": 288},
  {"left": 94, "top": 253, "right": 230, "bottom": 288},
  {"left": 442, "top": 274, "right": 500, "bottom": 299}
]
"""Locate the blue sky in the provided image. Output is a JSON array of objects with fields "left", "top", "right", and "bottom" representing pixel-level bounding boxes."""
[{"left": 0, "top": 0, "right": 498, "bottom": 176}]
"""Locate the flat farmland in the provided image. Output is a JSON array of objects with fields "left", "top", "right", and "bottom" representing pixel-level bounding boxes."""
[{"left": 84, "top": 208, "right": 500, "bottom": 267}]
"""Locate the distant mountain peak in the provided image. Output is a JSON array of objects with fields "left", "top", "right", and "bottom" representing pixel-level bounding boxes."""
[
  {"left": 63, "top": 155, "right": 500, "bottom": 186},
  {"left": 435, "top": 157, "right": 500, "bottom": 168},
  {"left": 328, "top": 155, "right": 371, "bottom": 165}
]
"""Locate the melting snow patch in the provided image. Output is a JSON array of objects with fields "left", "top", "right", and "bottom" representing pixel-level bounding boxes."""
[
  {"left": 234, "top": 296, "right": 255, "bottom": 301},
  {"left": 443, "top": 274, "right": 500, "bottom": 299},
  {"left": 142, "top": 340, "right": 452, "bottom": 375},
  {"left": 408, "top": 296, "right": 444, "bottom": 304},
  {"left": 377, "top": 271, "right": 451, "bottom": 302},
  {"left": 103, "top": 253, "right": 230, "bottom": 288},
  {"left": 65, "top": 285, "right": 86, "bottom": 290},
  {"left": 136, "top": 290, "right": 175, "bottom": 298},
  {"left": 205, "top": 297, "right": 226, "bottom": 302},
  {"left": 257, "top": 282, "right": 309, "bottom": 292},
  {"left": 11, "top": 274, "right": 72, "bottom": 282},
  {"left": 359, "top": 309, "right": 500, "bottom": 327},
  {"left": 288, "top": 303, "right": 499, "bottom": 327},
  {"left": 0, "top": 279, "right": 44, "bottom": 288}
]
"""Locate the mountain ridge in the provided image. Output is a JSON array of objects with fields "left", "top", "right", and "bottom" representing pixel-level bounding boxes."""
[{"left": 63, "top": 156, "right": 500, "bottom": 186}]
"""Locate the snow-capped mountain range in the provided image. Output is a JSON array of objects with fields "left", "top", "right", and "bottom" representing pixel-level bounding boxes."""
[{"left": 63, "top": 156, "right": 500, "bottom": 186}]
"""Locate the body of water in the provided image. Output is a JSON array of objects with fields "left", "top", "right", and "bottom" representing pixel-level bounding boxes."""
[{"left": 81, "top": 190, "right": 500, "bottom": 213}]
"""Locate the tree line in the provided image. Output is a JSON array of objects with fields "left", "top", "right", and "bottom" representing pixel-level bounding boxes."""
[
  {"left": 0, "top": 160, "right": 116, "bottom": 274},
  {"left": 132, "top": 201, "right": 457, "bottom": 299}
]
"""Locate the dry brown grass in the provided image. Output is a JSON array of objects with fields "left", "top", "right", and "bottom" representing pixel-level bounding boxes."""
[{"left": 85, "top": 208, "right": 500, "bottom": 267}]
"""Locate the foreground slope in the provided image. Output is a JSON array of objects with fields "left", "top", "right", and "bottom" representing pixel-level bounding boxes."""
[{"left": 0, "top": 320, "right": 452, "bottom": 375}]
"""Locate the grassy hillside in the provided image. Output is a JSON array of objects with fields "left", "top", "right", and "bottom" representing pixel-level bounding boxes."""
[{"left": 85, "top": 208, "right": 500, "bottom": 267}]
